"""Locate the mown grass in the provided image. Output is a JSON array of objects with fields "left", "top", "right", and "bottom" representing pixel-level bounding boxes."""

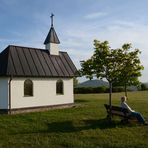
[{"left": 0, "top": 91, "right": 148, "bottom": 148}]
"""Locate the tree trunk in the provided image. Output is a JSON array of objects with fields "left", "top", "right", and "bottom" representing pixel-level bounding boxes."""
[
  {"left": 109, "top": 82, "right": 112, "bottom": 120},
  {"left": 124, "top": 83, "right": 128, "bottom": 98}
]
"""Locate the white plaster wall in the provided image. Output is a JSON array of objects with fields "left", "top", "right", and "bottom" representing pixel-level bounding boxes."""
[
  {"left": 45, "top": 43, "right": 59, "bottom": 55},
  {"left": 11, "top": 78, "right": 74, "bottom": 109},
  {"left": 0, "top": 78, "right": 9, "bottom": 109}
]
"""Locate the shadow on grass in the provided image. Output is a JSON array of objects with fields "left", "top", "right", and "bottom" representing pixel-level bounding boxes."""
[
  {"left": 12, "top": 118, "right": 132, "bottom": 135},
  {"left": 46, "top": 119, "right": 118, "bottom": 133},
  {"left": 75, "top": 99, "right": 90, "bottom": 103}
]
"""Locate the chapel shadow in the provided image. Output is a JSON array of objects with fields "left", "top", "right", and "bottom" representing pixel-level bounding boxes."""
[
  {"left": 46, "top": 118, "right": 120, "bottom": 133},
  {"left": 12, "top": 118, "right": 125, "bottom": 135},
  {"left": 46, "top": 118, "right": 133, "bottom": 133}
]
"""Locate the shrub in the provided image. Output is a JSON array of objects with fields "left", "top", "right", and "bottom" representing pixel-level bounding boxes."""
[
  {"left": 74, "top": 86, "right": 125, "bottom": 94},
  {"left": 74, "top": 86, "right": 108, "bottom": 94},
  {"left": 112, "top": 87, "right": 124, "bottom": 92},
  {"left": 141, "top": 84, "right": 148, "bottom": 91}
]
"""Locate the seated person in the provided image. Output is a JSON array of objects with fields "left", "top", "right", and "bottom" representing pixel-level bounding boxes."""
[{"left": 120, "top": 96, "right": 148, "bottom": 125}]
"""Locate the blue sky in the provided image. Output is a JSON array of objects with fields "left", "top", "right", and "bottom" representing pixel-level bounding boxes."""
[{"left": 1, "top": 0, "right": 148, "bottom": 82}]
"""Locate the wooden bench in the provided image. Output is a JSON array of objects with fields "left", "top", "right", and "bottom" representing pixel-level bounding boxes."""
[{"left": 104, "top": 104, "right": 135, "bottom": 123}]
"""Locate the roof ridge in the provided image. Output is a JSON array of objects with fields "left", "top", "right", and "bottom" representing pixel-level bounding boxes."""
[
  {"left": 8, "top": 45, "right": 44, "bottom": 50},
  {"left": 7, "top": 45, "right": 67, "bottom": 54}
]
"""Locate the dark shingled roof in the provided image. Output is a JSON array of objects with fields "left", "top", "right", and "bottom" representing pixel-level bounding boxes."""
[
  {"left": 0, "top": 45, "right": 78, "bottom": 77},
  {"left": 44, "top": 26, "right": 60, "bottom": 44}
]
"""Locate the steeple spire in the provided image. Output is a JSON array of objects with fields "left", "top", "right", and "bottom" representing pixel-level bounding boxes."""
[
  {"left": 44, "top": 13, "right": 60, "bottom": 45},
  {"left": 51, "top": 13, "right": 54, "bottom": 27}
]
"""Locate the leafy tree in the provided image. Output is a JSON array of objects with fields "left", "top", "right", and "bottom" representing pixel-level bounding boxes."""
[
  {"left": 80, "top": 40, "right": 143, "bottom": 120},
  {"left": 80, "top": 59, "right": 94, "bottom": 80},
  {"left": 114, "top": 43, "right": 143, "bottom": 97},
  {"left": 81, "top": 40, "right": 122, "bottom": 119}
]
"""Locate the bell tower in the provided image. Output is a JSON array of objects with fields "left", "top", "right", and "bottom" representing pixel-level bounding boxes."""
[{"left": 44, "top": 14, "right": 60, "bottom": 55}]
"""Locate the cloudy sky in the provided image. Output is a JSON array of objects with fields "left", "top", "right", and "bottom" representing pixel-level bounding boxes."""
[{"left": 0, "top": 0, "right": 148, "bottom": 82}]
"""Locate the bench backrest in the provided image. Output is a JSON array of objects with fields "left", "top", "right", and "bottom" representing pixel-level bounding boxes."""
[{"left": 104, "top": 104, "right": 129, "bottom": 117}]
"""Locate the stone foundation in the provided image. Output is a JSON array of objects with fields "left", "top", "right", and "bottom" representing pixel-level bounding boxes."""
[{"left": 0, "top": 103, "right": 75, "bottom": 114}]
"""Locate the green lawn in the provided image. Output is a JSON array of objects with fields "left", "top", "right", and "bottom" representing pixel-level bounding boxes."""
[{"left": 0, "top": 91, "right": 148, "bottom": 148}]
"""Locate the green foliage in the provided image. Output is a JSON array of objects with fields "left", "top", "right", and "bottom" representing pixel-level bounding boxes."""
[
  {"left": 80, "top": 58, "right": 94, "bottom": 80},
  {"left": 141, "top": 83, "right": 148, "bottom": 91},
  {"left": 115, "top": 43, "right": 143, "bottom": 87},
  {"left": 91, "top": 40, "right": 121, "bottom": 82},
  {"left": 74, "top": 86, "right": 125, "bottom": 94},
  {"left": 74, "top": 86, "right": 108, "bottom": 94}
]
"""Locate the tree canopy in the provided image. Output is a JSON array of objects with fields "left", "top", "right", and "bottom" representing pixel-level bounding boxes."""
[{"left": 113, "top": 43, "right": 144, "bottom": 96}]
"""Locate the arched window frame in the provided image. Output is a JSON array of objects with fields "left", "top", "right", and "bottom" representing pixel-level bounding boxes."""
[
  {"left": 24, "top": 79, "right": 33, "bottom": 97},
  {"left": 56, "top": 79, "right": 64, "bottom": 95}
]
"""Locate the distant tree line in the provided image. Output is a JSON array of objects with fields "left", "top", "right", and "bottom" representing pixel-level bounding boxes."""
[
  {"left": 74, "top": 85, "right": 148, "bottom": 94},
  {"left": 74, "top": 86, "right": 124, "bottom": 94},
  {"left": 140, "top": 83, "right": 148, "bottom": 91}
]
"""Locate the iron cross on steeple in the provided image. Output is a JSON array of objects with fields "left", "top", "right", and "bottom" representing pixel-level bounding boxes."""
[{"left": 51, "top": 13, "right": 54, "bottom": 27}]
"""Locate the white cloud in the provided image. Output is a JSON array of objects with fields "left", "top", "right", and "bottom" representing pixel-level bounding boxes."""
[
  {"left": 2, "top": 15, "right": 148, "bottom": 82},
  {"left": 58, "top": 20, "right": 148, "bottom": 82},
  {"left": 84, "top": 12, "right": 107, "bottom": 19}
]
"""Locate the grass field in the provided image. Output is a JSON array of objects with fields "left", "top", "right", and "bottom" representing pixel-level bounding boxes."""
[{"left": 0, "top": 91, "right": 148, "bottom": 148}]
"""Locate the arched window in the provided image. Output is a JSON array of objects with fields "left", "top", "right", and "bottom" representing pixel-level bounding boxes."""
[
  {"left": 56, "top": 79, "right": 64, "bottom": 95},
  {"left": 24, "top": 79, "right": 33, "bottom": 97}
]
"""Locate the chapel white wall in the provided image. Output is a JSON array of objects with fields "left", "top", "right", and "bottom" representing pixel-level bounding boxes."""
[
  {"left": 0, "top": 78, "right": 9, "bottom": 109},
  {"left": 10, "top": 78, "right": 74, "bottom": 109}
]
